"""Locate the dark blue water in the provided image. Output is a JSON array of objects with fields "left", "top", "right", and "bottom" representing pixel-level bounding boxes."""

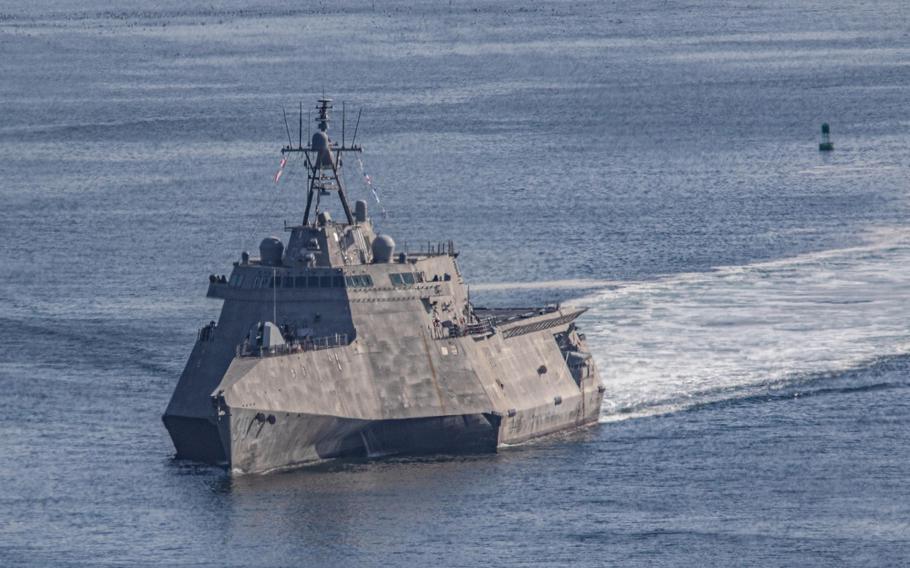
[{"left": 2, "top": 1, "right": 909, "bottom": 565}]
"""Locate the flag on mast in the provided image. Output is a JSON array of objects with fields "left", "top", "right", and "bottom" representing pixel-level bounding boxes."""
[{"left": 274, "top": 156, "right": 288, "bottom": 184}]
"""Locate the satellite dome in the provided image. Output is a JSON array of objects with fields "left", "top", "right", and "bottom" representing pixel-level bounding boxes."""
[
  {"left": 371, "top": 235, "right": 395, "bottom": 263},
  {"left": 259, "top": 236, "right": 284, "bottom": 266}
]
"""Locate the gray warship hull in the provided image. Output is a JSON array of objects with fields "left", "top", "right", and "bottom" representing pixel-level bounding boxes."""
[
  {"left": 162, "top": 97, "right": 604, "bottom": 474},
  {"left": 164, "top": 278, "right": 603, "bottom": 474}
]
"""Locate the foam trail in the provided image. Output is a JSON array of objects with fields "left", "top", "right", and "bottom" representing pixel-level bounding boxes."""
[{"left": 572, "top": 226, "right": 910, "bottom": 421}]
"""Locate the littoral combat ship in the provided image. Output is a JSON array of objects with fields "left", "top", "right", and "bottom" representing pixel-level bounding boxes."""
[{"left": 163, "top": 98, "right": 605, "bottom": 474}]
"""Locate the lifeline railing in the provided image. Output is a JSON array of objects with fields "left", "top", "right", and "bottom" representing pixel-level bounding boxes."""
[
  {"left": 237, "top": 333, "right": 349, "bottom": 358},
  {"left": 431, "top": 318, "right": 495, "bottom": 339}
]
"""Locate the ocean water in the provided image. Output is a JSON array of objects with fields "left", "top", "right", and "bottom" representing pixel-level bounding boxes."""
[{"left": 1, "top": 1, "right": 909, "bottom": 565}]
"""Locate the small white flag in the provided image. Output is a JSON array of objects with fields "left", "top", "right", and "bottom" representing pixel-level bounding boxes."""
[{"left": 274, "top": 156, "right": 288, "bottom": 184}]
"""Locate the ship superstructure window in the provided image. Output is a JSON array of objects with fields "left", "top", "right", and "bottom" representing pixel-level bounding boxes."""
[
  {"left": 390, "top": 272, "right": 421, "bottom": 286},
  {"left": 345, "top": 275, "right": 374, "bottom": 288},
  {"left": 259, "top": 272, "right": 348, "bottom": 289}
]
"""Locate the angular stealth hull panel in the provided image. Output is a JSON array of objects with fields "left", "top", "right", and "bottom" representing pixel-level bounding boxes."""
[{"left": 223, "top": 410, "right": 502, "bottom": 474}]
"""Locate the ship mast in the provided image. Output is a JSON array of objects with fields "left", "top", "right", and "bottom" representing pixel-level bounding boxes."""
[{"left": 281, "top": 97, "right": 362, "bottom": 226}]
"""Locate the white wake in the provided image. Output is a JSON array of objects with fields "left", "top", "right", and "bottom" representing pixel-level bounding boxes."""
[{"left": 563, "top": 226, "right": 910, "bottom": 420}]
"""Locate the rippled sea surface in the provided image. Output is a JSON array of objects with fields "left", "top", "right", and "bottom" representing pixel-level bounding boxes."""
[{"left": 2, "top": 1, "right": 909, "bottom": 565}]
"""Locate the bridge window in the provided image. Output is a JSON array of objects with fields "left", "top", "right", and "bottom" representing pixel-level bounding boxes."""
[
  {"left": 333, "top": 275, "right": 345, "bottom": 288},
  {"left": 268, "top": 276, "right": 292, "bottom": 288},
  {"left": 307, "top": 275, "right": 320, "bottom": 287},
  {"left": 320, "top": 276, "right": 333, "bottom": 288},
  {"left": 295, "top": 276, "right": 307, "bottom": 288},
  {"left": 345, "top": 275, "right": 374, "bottom": 288},
  {"left": 390, "top": 272, "right": 417, "bottom": 286}
]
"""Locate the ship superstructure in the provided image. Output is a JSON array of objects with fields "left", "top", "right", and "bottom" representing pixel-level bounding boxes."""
[{"left": 163, "top": 98, "right": 604, "bottom": 474}]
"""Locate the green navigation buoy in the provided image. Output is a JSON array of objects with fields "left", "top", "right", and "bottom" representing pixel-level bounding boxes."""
[{"left": 819, "top": 123, "right": 833, "bottom": 151}]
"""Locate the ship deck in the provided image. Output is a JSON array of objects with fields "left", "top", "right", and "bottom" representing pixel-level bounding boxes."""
[{"left": 472, "top": 306, "right": 561, "bottom": 326}]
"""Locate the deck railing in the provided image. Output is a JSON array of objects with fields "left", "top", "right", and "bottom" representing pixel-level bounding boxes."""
[
  {"left": 432, "top": 318, "right": 495, "bottom": 339},
  {"left": 238, "top": 333, "right": 349, "bottom": 358}
]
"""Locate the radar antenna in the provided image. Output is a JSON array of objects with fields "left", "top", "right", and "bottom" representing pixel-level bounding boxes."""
[{"left": 280, "top": 97, "right": 363, "bottom": 226}]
